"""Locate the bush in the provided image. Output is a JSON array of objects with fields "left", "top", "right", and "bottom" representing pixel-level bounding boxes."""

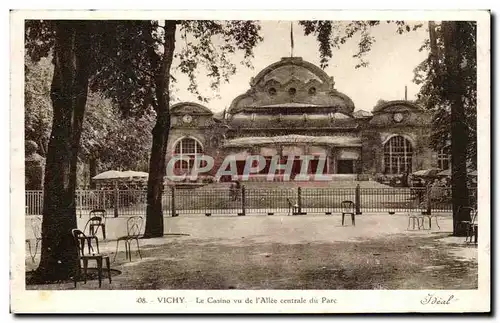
[
  {"left": 202, "top": 176, "right": 215, "bottom": 184},
  {"left": 374, "top": 173, "right": 388, "bottom": 184}
]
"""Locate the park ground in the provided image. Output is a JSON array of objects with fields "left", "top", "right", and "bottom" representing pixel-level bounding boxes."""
[{"left": 25, "top": 213, "right": 478, "bottom": 290}]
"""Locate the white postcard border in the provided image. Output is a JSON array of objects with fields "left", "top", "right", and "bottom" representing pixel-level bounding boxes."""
[{"left": 10, "top": 10, "right": 491, "bottom": 313}]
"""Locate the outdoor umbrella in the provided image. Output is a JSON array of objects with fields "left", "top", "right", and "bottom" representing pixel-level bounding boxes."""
[
  {"left": 412, "top": 168, "right": 441, "bottom": 178},
  {"left": 91, "top": 170, "right": 126, "bottom": 218},
  {"left": 121, "top": 170, "right": 149, "bottom": 178},
  {"left": 437, "top": 169, "right": 450, "bottom": 177},
  {"left": 92, "top": 170, "right": 126, "bottom": 180},
  {"left": 437, "top": 169, "right": 477, "bottom": 177}
]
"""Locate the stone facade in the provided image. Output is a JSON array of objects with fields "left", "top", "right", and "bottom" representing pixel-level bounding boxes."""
[{"left": 167, "top": 57, "right": 439, "bottom": 181}]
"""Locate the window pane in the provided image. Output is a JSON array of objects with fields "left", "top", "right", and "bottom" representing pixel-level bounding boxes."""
[{"left": 383, "top": 136, "right": 413, "bottom": 174}]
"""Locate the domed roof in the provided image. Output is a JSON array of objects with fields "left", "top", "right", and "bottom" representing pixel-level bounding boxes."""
[
  {"left": 250, "top": 57, "right": 332, "bottom": 87},
  {"left": 228, "top": 57, "right": 355, "bottom": 115}
]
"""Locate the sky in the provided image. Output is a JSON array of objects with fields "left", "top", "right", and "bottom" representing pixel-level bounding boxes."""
[{"left": 171, "top": 21, "right": 429, "bottom": 113}]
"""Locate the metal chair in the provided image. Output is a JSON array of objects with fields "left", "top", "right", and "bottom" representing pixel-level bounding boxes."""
[
  {"left": 113, "top": 216, "right": 143, "bottom": 262},
  {"left": 71, "top": 229, "right": 111, "bottom": 288},
  {"left": 287, "top": 198, "right": 299, "bottom": 216},
  {"left": 26, "top": 217, "right": 42, "bottom": 262},
  {"left": 407, "top": 211, "right": 424, "bottom": 230},
  {"left": 459, "top": 207, "right": 478, "bottom": 244},
  {"left": 422, "top": 213, "right": 441, "bottom": 230},
  {"left": 84, "top": 209, "right": 107, "bottom": 240},
  {"left": 341, "top": 200, "right": 355, "bottom": 226}
]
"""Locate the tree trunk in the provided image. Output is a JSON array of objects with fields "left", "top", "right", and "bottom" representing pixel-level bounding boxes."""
[
  {"left": 34, "top": 21, "right": 91, "bottom": 282},
  {"left": 143, "top": 21, "right": 177, "bottom": 238},
  {"left": 442, "top": 21, "right": 470, "bottom": 236},
  {"left": 89, "top": 156, "right": 98, "bottom": 189},
  {"left": 428, "top": 21, "right": 439, "bottom": 73}
]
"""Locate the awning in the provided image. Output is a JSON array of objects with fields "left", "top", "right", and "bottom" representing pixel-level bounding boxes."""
[
  {"left": 282, "top": 146, "right": 305, "bottom": 156},
  {"left": 338, "top": 149, "right": 360, "bottom": 160},
  {"left": 227, "top": 150, "right": 251, "bottom": 160},
  {"left": 260, "top": 147, "right": 278, "bottom": 156},
  {"left": 223, "top": 134, "right": 361, "bottom": 148},
  {"left": 309, "top": 146, "right": 327, "bottom": 155}
]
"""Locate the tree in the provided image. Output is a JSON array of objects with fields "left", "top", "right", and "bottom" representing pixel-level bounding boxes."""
[
  {"left": 413, "top": 21, "right": 477, "bottom": 234},
  {"left": 92, "top": 20, "right": 263, "bottom": 237},
  {"left": 25, "top": 56, "right": 53, "bottom": 156},
  {"left": 25, "top": 55, "right": 154, "bottom": 185},
  {"left": 413, "top": 22, "right": 476, "bottom": 170},
  {"left": 80, "top": 94, "right": 155, "bottom": 178},
  {"left": 440, "top": 22, "right": 476, "bottom": 234},
  {"left": 25, "top": 20, "right": 263, "bottom": 280},
  {"left": 300, "top": 20, "right": 476, "bottom": 235},
  {"left": 25, "top": 21, "right": 93, "bottom": 281},
  {"left": 25, "top": 20, "right": 150, "bottom": 281}
]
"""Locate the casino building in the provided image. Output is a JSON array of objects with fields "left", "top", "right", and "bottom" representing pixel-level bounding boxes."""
[{"left": 166, "top": 57, "right": 445, "bottom": 181}]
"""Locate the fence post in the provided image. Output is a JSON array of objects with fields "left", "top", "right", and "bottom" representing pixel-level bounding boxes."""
[
  {"left": 426, "top": 184, "right": 432, "bottom": 215},
  {"left": 238, "top": 186, "right": 246, "bottom": 216},
  {"left": 297, "top": 187, "right": 303, "bottom": 215},
  {"left": 113, "top": 184, "right": 119, "bottom": 218},
  {"left": 355, "top": 184, "right": 362, "bottom": 215},
  {"left": 171, "top": 186, "right": 177, "bottom": 217}
]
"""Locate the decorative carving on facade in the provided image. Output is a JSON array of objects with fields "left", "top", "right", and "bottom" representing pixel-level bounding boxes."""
[{"left": 166, "top": 57, "right": 434, "bottom": 178}]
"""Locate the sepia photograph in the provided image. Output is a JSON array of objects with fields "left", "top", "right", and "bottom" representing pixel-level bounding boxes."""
[{"left": 10, "top": 10, "right": 490, "bottom": 313}]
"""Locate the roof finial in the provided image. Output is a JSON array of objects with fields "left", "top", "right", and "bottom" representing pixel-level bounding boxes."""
[{"left": 290, "top": 21, "right": 294, "bottom": 57}]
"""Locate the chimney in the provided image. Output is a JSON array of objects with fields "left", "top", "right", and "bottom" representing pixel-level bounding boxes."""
[{"left": 404, "top": 85, "right": 408, "bottom": 101}]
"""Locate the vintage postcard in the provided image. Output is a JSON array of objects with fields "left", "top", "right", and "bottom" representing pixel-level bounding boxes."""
[{"left": 10, "top": 10, "right": 490, "bottom": 313}]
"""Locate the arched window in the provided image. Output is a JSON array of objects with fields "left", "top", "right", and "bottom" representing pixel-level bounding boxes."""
[
  {"left": 173, "top": 137, "right": 203, "bottom": 173},
  {"left": 383, "top": 136, "right": 413, "bottom": 174},
  {"left": 437, "top": 145, "right": 451, "bottom": 170}
]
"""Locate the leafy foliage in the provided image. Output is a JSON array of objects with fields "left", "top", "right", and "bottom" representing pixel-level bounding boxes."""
[
  {"left": 413, "top": 22, "right": 477, "bottom": 169},
  {"left": 26, "top": 19, "right": 265, "bottom": 240},
  {"left": 89, "top": 20, "right": 263, "bottom": 107},
  {"left": 176, "top": 20, "right": 262, "bottom": 101},
  {"left": 25, "top": 55, "right": 154, "bottom": 173},
  {"left": 81, "top": 93, "right": 155, "bottom": 171},
  {"left": 299, "top": 20, "right": 422, "bottom": 68},
  {"left": 25, "top": 56, "right": 53, "bottom": 156}
]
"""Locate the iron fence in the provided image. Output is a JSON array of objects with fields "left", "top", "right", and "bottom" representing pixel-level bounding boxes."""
[
  {"left": 359, "top": 188, "right": 427, "bottom": 213},
  {"left": 25, "top": 185, "right": 477, "bottom": 217},
  {"left": 301, "top": 188, "right": 356, "bottom": 214},
  {"left": 245, "top": 187, "right": 296, "bottom": 215},
  {"left": 174, "top": 187, "right": 239, "bottom": 216},
  {"left": 25, "top": 190, "right": 43, "bottom": 216}
]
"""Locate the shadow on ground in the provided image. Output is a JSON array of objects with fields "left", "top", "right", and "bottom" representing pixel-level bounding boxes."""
[
  {"left": 26, "top": 231, "right": 477, "bottom": 290},
  {"left": 26, "top": 268, "right": 123, "bottom": 287}
]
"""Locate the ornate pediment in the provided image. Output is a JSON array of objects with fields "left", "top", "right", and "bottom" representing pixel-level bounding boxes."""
[
  {"left": 170, "top": 102, "right": 213, "bottom": 116},
  {"left": 372, "top": 100, "right": 423, "bottom": 114},
  {"left": 228, "top": 57, "right": 355, "bottom": 115}
]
